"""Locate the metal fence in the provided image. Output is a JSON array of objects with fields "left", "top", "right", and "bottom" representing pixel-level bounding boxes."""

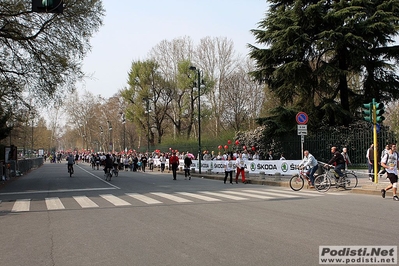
[{"left": 275, "top": 126, "right": 396, "bottom": 166}]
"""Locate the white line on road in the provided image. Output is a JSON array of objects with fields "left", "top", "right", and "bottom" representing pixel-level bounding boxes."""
[
  {"left": 243, "top": 190, "right": 300, "bottom": 198},
  {"left": 78, "top": 166, "right": 120, "bottom": 189},
  {"left": 176, "top": 192, "right": 221, "bottom": 202},
  {"left": 73, "top": 196, "right": 99, "bottom": 208},
  {"left": 221, "top": 190, "right": 275, "bottom": 200},
  {"left": 45, "top": 197, "right": 65, "bottom": 210},
  {"left": 126, "top": 193, "right": 163, "bottom": 204},
  {"left": 100, "top": 194, "right": 131, "bottom": 206},
  {"left": 150, "top": 192, "right": 193, "bottom": 203},
  {"left": 200, "top": 191, "right": 249, "bottom": 201},
  {"left": 0, "top": 187, "right": 117, "bottom": 196},
  {"left": 11, "top": 199, "right": 31, "bottom": 212}
]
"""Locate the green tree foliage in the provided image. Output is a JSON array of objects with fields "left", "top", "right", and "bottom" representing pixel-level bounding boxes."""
[
  {"left": 0, "top": 0, "right": 104, "bottom": 141},
  {"left": 249, "top": 0, "right": 399, "bottom": 133}
]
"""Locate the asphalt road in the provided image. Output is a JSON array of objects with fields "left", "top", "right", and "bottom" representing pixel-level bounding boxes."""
[{"left": 0, "top": 162, "right": 397, "bottom": 266}]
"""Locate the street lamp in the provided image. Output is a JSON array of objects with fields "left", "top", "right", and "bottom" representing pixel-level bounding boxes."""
[
  {"left": 143, "top": 98, "right": 151, "bottom": 153},
  {"left": 99, "top": 126, "right": 104, "bottom": 152},
  {"left": 189, "top": 66, "right": 204, "bottom": 174},
  {"left": 120, "top": 113, "right": 126, "bottom": 153},
  {"left": 107, "top": 121, "right": 113, "bottom": 152},
  {"left": 30, "top": 110, "right": 35, "bottom": 158}
]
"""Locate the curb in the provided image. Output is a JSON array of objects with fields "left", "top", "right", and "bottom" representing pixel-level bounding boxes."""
[{"left": 187, "top": 172, "right": 386, "bottom": 196}]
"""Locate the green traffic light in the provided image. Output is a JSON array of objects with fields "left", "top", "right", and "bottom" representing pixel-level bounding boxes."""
[
  {"left": 362, "top": 102, "right": 373, "bottom": 122},
  {"left": 375, "top": 102, "right": 385, "bottom": 123}
]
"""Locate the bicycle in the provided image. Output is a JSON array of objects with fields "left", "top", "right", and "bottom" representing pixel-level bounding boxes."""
[
  {"left": 314, "top": 165, "right": 358, "bottom": 192},
  {"left": 104, "top": 167, "right": 112, "bottom": 181},
  {"left": 289, "top": 169, "right": 313, "bottom": 191},
  {"left": 67, "top": 164, "right": 74, "bottom": 177},
  {"left": 112, "top": 166, "right": 119, "bottom": 177}
]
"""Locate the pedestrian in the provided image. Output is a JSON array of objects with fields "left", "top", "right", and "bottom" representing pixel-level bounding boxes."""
[
  {"left": 366, "top": 144, "right": 376, "bottom": 181},
  {"left": 341, "top": 147, "right": 351, "bottom": 170},
  {"left": 266, "top": 150, "right": 274, "bottom": 160},
  {"left": 380, "top": 144, "right": 399, "bottom": 201},
  {"left": 235, "top": 153, "right": 246, "bottom": 184},
  {"left": 169, "top": 152, "right": 179, "bottom": 180},
  {"left": 159, "top": 153, "right": 166, "bottom": 172},
  {"left": 299, "top": 150, "right": 318, "bottom": 188},
  {"left": 224, "top": 155, "right": 234, "bottom": 184},
  {"left": 279, "top": 153, "right": 286, "bottom": 160},
  {"left": 184, "top": 153, "right": 192, "bottom": 180},
  {"left": 379, "top": 144, "right": 390, "bottom": 176},
  {"left": 148, "top": 156, "right": 154, "bottom": 171},
  {"left": 141, "top": 154, "right": 147, "bottom": 172}
]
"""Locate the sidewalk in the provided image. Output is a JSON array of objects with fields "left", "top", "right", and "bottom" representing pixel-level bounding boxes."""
[{"left": 185, "top": 169, "right": 390, "bottom": 197}]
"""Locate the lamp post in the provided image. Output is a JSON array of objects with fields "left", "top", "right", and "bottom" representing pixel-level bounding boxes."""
[
  {"left": 30, "top": 110, "right": 35, "bottom": 158},
  {"left": 107, "top": 121, "right": 112, "bottom": 153},
  {"left": 121, "top": 113, "right": 126, "bottom": 153},
  {"left": 189, "top": 66, "right": 203, "bottom": 174},
  {"left": 99, "top": 126, "right": 104, "bottom": 152},
  {"left": 143, "top": 98, "right": 151, "bottom": 153}
]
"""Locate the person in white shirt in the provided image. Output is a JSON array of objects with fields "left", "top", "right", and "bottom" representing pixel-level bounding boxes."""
[
  {"left": 380, "top": 144, "right": 399, "bottom": 201},
  {"left": 224, "top": 155, "right": 235, "bottom": 184},
  {"left": 299, "top": 150, "right": 318, "bottom": 188},
  {"left": 235, "top": 153, "right": 247, "bottom": 184},
  {"left": 341, "top": 147, "right": 351, "bottom": 170}
]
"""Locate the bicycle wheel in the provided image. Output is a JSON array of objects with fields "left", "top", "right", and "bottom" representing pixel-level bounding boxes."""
[
  {"left": 114, "top": 170, "right": 118, "bottom": 177},
  {"left": 343, "top": 173, "right": 358, "bottom": 189},
  {"left": 314, "top": 174, "right": 331, "bottom": 192},
  {"left": 289, "top": 174, "right": 304, "bottom": 191}
]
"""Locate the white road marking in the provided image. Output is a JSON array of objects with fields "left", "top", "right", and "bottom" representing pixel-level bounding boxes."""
[
  {"left": 73, "top": 196, "right": 99, "bottom": 208},
  {"left": 243, "top": 190, "right": 300, "bottom": 198},
  {"left": 126, "top": 193, "right": 162, "bottom": 204},
  {"left": 11, "top": 199, "right": 31, "bottom": 212},
  {"left": 176, "top": 192, "right": 221, "bottom": 202},
  {"left": 150, "top": 192, "right": 193, "bottom": 203},
  {"left": 45, "top": 197, "right": 65, "bottom": 210},
  {"left": 100, "top": 194, "right": 131, "bottom": 206},
  {"left": 0, "top": 187, "right": 116, "bottom": 196},
  {"left": 221, "top": 190, "right": 275, "bottom": 200},
  {"left": 200, "top": 191, "right": 248, "bottom": 200}
]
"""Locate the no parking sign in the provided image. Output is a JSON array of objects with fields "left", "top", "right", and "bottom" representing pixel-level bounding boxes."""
[{"left": 296, "top": 112, "right": 308, "bottom": 125}]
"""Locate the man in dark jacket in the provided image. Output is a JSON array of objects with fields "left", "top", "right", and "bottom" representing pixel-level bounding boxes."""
[
  {"left": 326, "top": 146, "right": 346, "bottom": 180},
  {"left": 184, "top": 153, "right": 193, "bottom": 180}
]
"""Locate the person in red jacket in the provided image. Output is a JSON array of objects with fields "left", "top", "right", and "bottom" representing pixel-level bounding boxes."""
[{"left": 169, "top": 152, "right": 179, "bottom": 180}]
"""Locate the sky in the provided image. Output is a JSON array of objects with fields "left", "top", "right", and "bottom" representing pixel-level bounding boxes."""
[{"left": 78, "top": 0, "right": 269, "bottom": 99}]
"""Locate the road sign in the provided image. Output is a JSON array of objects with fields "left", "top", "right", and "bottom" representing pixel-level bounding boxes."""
[
  {"left": 296, "top": 112, "right": 308, "bottom": 125},
  {"left": 297, "top": 125, "right": 307, "bottom": 135}
]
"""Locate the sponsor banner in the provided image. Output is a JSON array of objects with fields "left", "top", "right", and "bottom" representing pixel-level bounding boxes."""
[{"left": 152, "top": 159, "right": 302, "bottom": 175}]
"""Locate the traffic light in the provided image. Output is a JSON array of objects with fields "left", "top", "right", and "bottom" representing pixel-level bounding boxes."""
[
  {"left": 362, "top": 103, "right": 373, "bottom": 123},
  {"left": 375, "top": 102, "right": 385, "bottom": 123},
  {"left": 32, "top": 0, "right": 63, "bottom": 14}
]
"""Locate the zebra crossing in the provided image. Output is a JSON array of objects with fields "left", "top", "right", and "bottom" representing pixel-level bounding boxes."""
[{"left": 2, "top": 188, "right": 344, "bottom": 213}]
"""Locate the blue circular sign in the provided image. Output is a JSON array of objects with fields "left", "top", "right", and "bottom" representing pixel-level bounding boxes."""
[{"left": 296, "top": 112, "right": 308, "bottom": 125}]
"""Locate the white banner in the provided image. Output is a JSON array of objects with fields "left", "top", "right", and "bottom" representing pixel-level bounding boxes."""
[{"left": 153, "top": 159, "right": 302, "bottom": 175}]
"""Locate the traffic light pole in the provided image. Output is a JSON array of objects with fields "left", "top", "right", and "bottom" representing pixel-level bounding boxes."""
[{"left": 372, "top": 101, "right": 378, "bottom": 184}]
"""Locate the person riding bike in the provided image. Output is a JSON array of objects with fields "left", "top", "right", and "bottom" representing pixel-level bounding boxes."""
[
  {"left": 325, "top": 146, "right": 346, "bottom": 182},
  {"left": 103, "top": 154, "right": 114, "bottom": 177},
  {"left": 298, "top": 150, "right": 318, "bottom": 188},
  {"left": 67, "top": 153, "right": 75, "bottom": 174}
]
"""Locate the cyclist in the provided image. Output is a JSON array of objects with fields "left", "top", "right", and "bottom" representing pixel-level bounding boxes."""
[
  {"left": 67, "top": 153, "right": 75, "bottom": 174},
  {"left": 103, "top": 154, "right": 114, "bottom": 178},
  {"left": 298, "top": 150, "right": 318, "bottom": 188},
  {"left": 325, "top": 146, "right": 346, "bottom": 183}
]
